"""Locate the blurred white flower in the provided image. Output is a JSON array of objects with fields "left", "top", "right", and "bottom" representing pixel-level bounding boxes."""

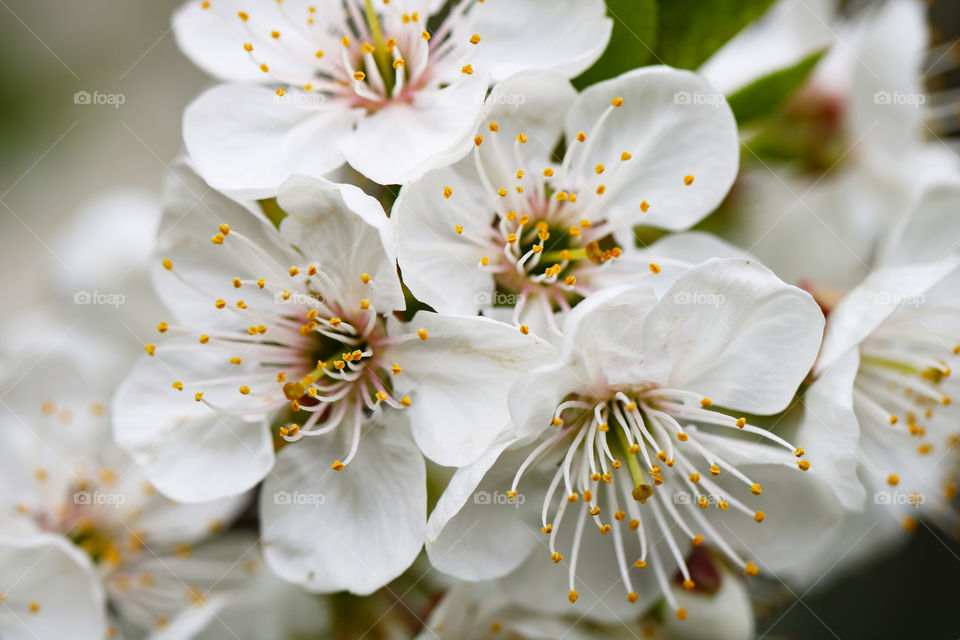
[
  {"left": 0, "top": 335, "right": 254, "bottom": 639},
  {"left": 424, "top": 260, "right": 844, "bottom": 621},
  {"left": 394, "top": 68, "right": 740, "bottom": 334},
  {"left": 112, "top": 162, "right": 552, "bottom": 593},
  {"left": 173, "top": 0, "right": 612, "bottom": 191},
  {"left": 707, "top": 0, "right": 960, "bottom": 290}
]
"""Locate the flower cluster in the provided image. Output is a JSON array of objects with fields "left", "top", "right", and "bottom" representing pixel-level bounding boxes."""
[{"left": 3, "top": 0, "right": 960, "bottom": 639}]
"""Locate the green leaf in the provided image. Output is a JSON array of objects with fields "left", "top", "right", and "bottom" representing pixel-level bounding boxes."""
[
  {"left": 655, "top": 0, "right": 777, "bottom": 70},
  {"left": 574, "top": 0, "right": 657, "bottom": 89},
  {"left": 727, "top": 50, "right": 826, "bottom": 127}
]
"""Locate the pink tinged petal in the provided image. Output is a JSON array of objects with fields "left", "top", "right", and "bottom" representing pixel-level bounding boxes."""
[
  {"left": 564, "top": 67, "right": 739, "bottom": 232},
  {"left": 183, "top": 84, "right": 360, "bottom": 198},
  {"left": 260, "top": 420, "right": 425, "bottom": 595},
  {"left": 339, "top": 74, "right": 489, "bottom": 185}
]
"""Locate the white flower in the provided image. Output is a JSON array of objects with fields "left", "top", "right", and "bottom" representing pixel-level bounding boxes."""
[
  {"left": 174, "top": 0, "right": 612, "bottom": 191},
  {"left": 0, "top": 533, "right": 106, "bottom": 640},
  {"left": 424, "top": 259, "right": 840, "bottom": 620},
  {"left": 0, "top": 341, "right": 249, "bottom": 639},
  {"left": 707, "top": 0, "right": 960, "bottom": 289},
  {"left": 802, "top": 181, "right": 960, "bottom": 538},
  {"left": 394, "top": 69, "right": 740, "bottom": 334},
  {"left": 113, "top": 163, "right": 553, "bottom": 593}
]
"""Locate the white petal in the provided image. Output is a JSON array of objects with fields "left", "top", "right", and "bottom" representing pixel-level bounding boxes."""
[
  {"left": 172, "top": 0, "right": 321, "bottom": 83},
  {"left": 184, "top": 84, "right": 359, "bottom": 198},
  {"left": 815, "top": 257, "right": 960, "bottom": 373},
  {"left": 340, "top": 75, "right": 488, "bottom": 185},
  {"left": 425, "top": 442, "right": 543, "bottom": 581},
  {"left": 277, "top": 175, "right": 404, "bottom": 312},
  {"left": 639, "top": 259, "right": 824, "bottom": 414},
  {"left": 477, "top": 71, "right": 576, "bottom": 189},
  {"left": 0, "top": 533, "right": 106, "bottom": 640},
  {"left": 879, "top": 179, "right": 960, "bottom": 268},
  {"left": 794, "top": 349, "right": 866, "bottom": 510},
  {"left": 383, "top": 312, "right": 556, "bottom": 467},
  {"left": 662, "top": 564, "right": 755, "bottom": 640},
  {"left": 565, "top": 67, "right": 739, "bottom": 231},
  {"left": 112, "top": 350, "right": 275, "bottom": 503},
  {"left": 260, "top": 420, "right": 425, "bottom": 595},
  {"left": 464, "top": 0, "right": 611, "bottom": 80},
  {"left": 153, "top": 161, "right": 296, "bottom": 327},
  {"left": 394, "top": 157, "right": 497, "bottom": 315}
]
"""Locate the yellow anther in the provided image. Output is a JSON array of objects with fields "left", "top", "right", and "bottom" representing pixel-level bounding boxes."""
[
  {"left": 391, "top": 364, "right": 402, "bottom": 375},
  {"left": 256, "top": 279, "right": 265, "bottom": 288},
  {"left": 543, "top": 168, "right": 554, "bottom": 177},
  {"left": 162, "top": 258, "right": 173, "bottom": 270},
  {"left": 751, "top": 483, "right": 762, "bottom": 495},
  {"left": 902, "top": 516, "right": 918, "bottom": 532},
  {"left": 565, "top": 275, "right": 576, "bottom": 287},
  {"left": 620, "top": 151, "right": 632, "bottom": 161},
  {"left": 689, "top": 473, "right": 700, "bottom": 482},
  {"left": 693, "top": 534, "right": 703, "bottom": 546},
  {"left": 417, "top": 329, "right": 428, "bottom": 340},
  {"left": 470, "top": 33, "right": 481, "bottom": 44},
  {"left": 421, "top": 30, "right": 431, "bottom": 40},
  {"left": 331, "top": 461, "right": 345, "bottom": 471},
  {"left": 211, "top": 233, "right": 224, "bottom": 244},
  {"left": 629, "top": 519, "right": 640, "bottom": 531},
  {"left": 627, "top": 592, "right": 639, "bottom": 603},
  {"left": 552, "top": 417, "right": 564, "bottom": 427},
  {"left": 516, "top": 133, "right": 528, "bottom": 144},
  {"left": 635, "top": 558, "right": 646, "bottom": 568},
  {"left": 237, "top": 11, "right": 249, "bottom": 21},
  {"left": 736, "top": 417, "right": 747, "bottom": 428},
  {"left": 599, "top": 524, "right": 611, "bottom": 535},
  {"left": 583, "top": 489, "right": 593, "bottom": 502},
  {"left": 676, "top": 608, "right": 687, "bottom": 620},
  {"left": 542, "top": 524, "right": 553, "bottom": 533},
  {"left": 260, "top": 63, "right": 269, "bottom": 72},
  {"left": 401, "top": 396, "right": 412, "bottom": 407},
  {"left": 360, "top": 299, "right": 370, "bottom": 310},
  {"left": 506, "top": 233, "right": 517, "bottom": 244},
  {"left": 568, "top": 590, "right": 579, "bottom": 603},
  {"left": 551, "top": 552, "right": 563, "bottom": 563},
  {"left": 556, "top": 191, "right": 568, "bottom": 201},
  {"left": 194, "top": 392, "right": 203, "bottom": 402},
  {"left": 684, "top": 174, "right": 695, "bottom": 185},
  {"left": 239, "top": 386, "right": 250, "bottom": 395},
  {"left": 576, "top": 131, "right": 586, "bottom": 142},
  {"left": 677, "top": 432, "right": 689, "bottom": 442},
  {"left": 393, "top": 58, "right": 405, "bottom": 69},
  {"left": 745, "top": 562, "right": 759, "bottom": 576},
  {"left": 798, "top": 460, "right": 811, "bottom": 471},
  {"left": 375, "top": 391, "right": 387, "bottom": 402},
  {"left": 474, "top": 135, "right": 484, "bottom": 146},
  {"left": 568, "top": 493, "right": 579, "bottom": 503},
  {"left": 353, "top": 71, "right": 366, "bottom": 81},
  {"left": 754, "top": 510, "right": 765, "bottom": 523},
  {"left": 198, "top": 334, "right": 210, "bottom": 344},
  {"left": 144, "top": 344, "right": 156, "bottom": 356},
  {"left": 709, "top": 464, "right": 720, "bottom": 476},
  {"left": 341, "top": 37, "right": 350, "bottom": 47},
  {"left": 640, "top": 200, "right": 650, "bottom": 212},
  {"left": 461, "top": 64, "right": 474, "bottom": 74},
  {"left": 794, "top": 447, "right": 805, "bottom": 457},
  {"left": 442, "top": 186, "right": 453, "bottom": 198},
  {"left": 520, "top": 325, "right": 529, "bottom": 335},
  {"left": 683, "top": 579, "right": 695, "bottom": 591},
  {"left": 172, "top": 381, "right": 183, "bottom": 391},
  {"left": 649, "top": 263, "right": 661, "bottom": 274},
  {"left": 361, "top": 43, "right": 374, "bottom": 53},
  {"left": 329, "top": 317, "right": 342, "bottom": 327},
  {"left": 480, "top": 256, "right": 490, "bottom": 266},
  {"left": 360, "top": 273, "right": 371, "bottom": 284},
  {"left": 888, "top": 474, "right": 900, "bottom": 486}
]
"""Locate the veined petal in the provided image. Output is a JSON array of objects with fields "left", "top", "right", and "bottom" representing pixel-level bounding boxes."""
[
  {"left": 184, "top": 84, "right": 359, "bottom": 198},
  {"left": 278, "top": 175, "right": 404, "bottom": 312},
  {"left": 260, "top": 419, "right": 425, "bottom": 595},
  {"left": 464, "top": 0, "right": 611, "bottom": 80},
  {"left": 383, "top": 312, "right": 556, "bottom": 467},
  {"left": 564, "top": 67, "right": 739, "bottom": 231},
  {"left": 0, "top": 533, "right": 107, "bottom": 640},
  {"left": 638, "top": 258, "right": 824, "bottom": 414}
]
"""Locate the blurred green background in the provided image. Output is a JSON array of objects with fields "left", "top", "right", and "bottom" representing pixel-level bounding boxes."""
[{"left": 0, "top": 1, "right": 958, "bottom": 638}]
